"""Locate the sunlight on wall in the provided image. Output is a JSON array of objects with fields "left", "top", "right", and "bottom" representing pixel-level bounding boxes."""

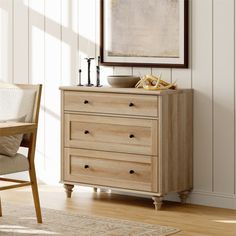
[
  {"left": 45, "top": 0, "right": 61, "bottom": 25},
  {"left": 31, "top": 26, "right": 44, "bottom": 84},
  {"left": 61, "top": 0, "right": 77, "bottom": 86},
  {"left": 61, "top": 0, "right": 69, "bottom": 28},
  {"left": 61, "top": 42, "right": 72, "bottom": 85},
  {"left": 1, "top": 0, "right": 110, "bottom": 185},
  {"left": 29, "top": 1, "right": 46, "bottom": 184},
  {"left": 0, "top": 8, "right": 9, "bottom": 82},
  {"left": 44, "top": 31, "right": 61, "bottom": 184},
  {"left": 25, "top": 0, "right": 44, "bottom": 16},
  {"left": 78, "top": 1, "right": 96, "bottom": 56},
  {"left": 78, "top": 1, "right": 97, "bottom": 84}
]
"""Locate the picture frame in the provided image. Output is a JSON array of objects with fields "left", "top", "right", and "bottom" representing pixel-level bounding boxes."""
[{"left": 100, "top": 0, "right": 188, "bottom": 68}]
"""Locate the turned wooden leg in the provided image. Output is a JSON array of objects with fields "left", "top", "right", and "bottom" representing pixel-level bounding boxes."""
[
  {"left": 0, "top": 196, "right": 2, "bottom": 217},
  {"left": 152, "top": 196, "right": 163, "bottom": 210},
  {"left": 178, "top": 190, "right": 190, "bottom": 204},
  {"left": 93, "top": 187, "right": 98, "bottom": 192},
  {"left": 64, "top": 184, "right": 74, "bottom": 198}
]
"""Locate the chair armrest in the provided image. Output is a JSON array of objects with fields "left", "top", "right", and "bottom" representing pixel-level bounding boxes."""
[{"left": 0, "top": 122, "right": 37, "bottom": 136}]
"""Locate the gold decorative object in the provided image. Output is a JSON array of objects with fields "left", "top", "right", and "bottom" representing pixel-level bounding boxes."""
[{"left": 135, "top": 74, "right": 177, "bottom": 90}]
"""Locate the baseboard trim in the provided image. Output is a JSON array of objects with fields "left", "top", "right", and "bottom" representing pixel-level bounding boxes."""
[
  {"left": 165, "top": 190, "right": 236, "bottom": 210},
  {"left": 110, "top": 188, "right": 236, "bottom": 210}
]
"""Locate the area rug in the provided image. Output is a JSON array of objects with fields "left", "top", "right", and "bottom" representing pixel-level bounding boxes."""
[{"left": 0, "top": 203, "right": 180, "bottom": 236}]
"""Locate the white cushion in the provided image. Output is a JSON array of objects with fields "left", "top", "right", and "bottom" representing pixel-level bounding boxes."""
[
  {"left": 0, "top": 87, "right": 36, "bottom": 122},
  {"left": 0, "top": 153, "right": 29, "bottom": 175}
]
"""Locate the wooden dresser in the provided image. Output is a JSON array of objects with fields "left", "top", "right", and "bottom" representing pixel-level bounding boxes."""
[{"left": 60, "top": 86, "right": 193, "bottom": 210}]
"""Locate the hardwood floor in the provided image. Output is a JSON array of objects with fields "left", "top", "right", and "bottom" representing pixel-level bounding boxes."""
[{"left": 0, "top": 185, "right": 236, "bottom": 236}]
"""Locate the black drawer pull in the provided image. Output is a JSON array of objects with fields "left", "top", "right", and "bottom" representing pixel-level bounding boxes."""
[
  {"left": 129, "top": 102, "right": 134, "bottom": 107},
  {"left": 129, "top": 134, "right": 135, "bottom": 138},
  {"left": 84, "top": 100, "right": 89, "bottom": 104},
  {"left": 84, "top": 130, "right": 89, "bottom": 134},
  {"left": 84, "top": 165, "right": 89, "bottom": 169},
  {"left": 129, "top": 170, "right": 135, "bottom": 174}
]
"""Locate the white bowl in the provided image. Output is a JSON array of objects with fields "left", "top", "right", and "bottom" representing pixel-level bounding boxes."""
[{"left": 107, "top": 75, "right": 140, "bottom": 88}]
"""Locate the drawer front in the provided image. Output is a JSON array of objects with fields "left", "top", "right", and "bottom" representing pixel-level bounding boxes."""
[
  {"left": 63, "top": 148, "right": 158, "bottom": 192},
  {"left": 64, "top": 91, "right": 158, "bottom": 117},
  {"left": 64, "top": 114, "right": 158, "bottom": 156}
]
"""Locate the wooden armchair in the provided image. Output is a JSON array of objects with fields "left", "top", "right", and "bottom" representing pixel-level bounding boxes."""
[{"left": 0, "top": 83, "right": 42, "bottom": 223}]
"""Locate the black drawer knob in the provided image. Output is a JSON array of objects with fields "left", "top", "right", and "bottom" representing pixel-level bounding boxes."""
[
  {"left": 84, "top": 100, "right": 89, "bottom": 104},
  {"left": 129, "top": 134, "right": 135, "bottom": 138},
  {"left": 84, "top": 130, "right": 89, "bottom": 134},
  {"left": 129, "top": 170, "right": 135, "bottom": 174},
  {"left": 84, "top": 165, "right": 89, "bottom": 169},
  {"left": 129, "top": 102, "right": 134, "bottom": 107}
]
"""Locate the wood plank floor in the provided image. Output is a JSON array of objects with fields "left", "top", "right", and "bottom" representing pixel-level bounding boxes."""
[{"left": 0, "top": 185, "right": 236, "bottom": 236}]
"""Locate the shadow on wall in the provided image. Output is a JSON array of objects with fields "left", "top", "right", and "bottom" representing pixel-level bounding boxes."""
[
  {"left": 29, "top": 1, "right": 99, "bottom": 85},
  {"left": 0, "top": 1, "right": 99, "bottom": 184}
]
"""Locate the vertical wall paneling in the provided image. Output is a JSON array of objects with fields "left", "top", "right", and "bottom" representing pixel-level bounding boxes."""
[
  {"left": 113, "top": 67, "right": 132, "bottom": 75},
  {"left": 94, "top": 0, "right": 113, "bottom": 86},
  {"left": 172, "top": 67, "right": 192, "bottom": 89},
  {"left": 0, "top": 0, "right": 13, "bottom": 82},
  {"left": 13, "top": 0, "right": 29, "bottom": 84},
  {"left": 235, "top": 0, "right": 236, "bottom": 195},
  {"left": 95, "top": 0, "right": 100, "bottom": 61},
  {"left": 192, "top": 0, "right": 213, "bottom": 192},
  {"left": 133, "top": 67, "right": 152, "bottom": 77},
  {"left": 29, "top": 0, "right": 45, "bottom": 180},
  {"left": 78, "top": 0, "right": 96, "bottom": 85},
  {"left": 172, "top": 0, "right": 192, "bottom": 89},
  {"left": 61, "top": 0, "right": 78, "bottom": 86},
  {"left": 44, "top": 0, "right": 61, "bottom": 183},
  {"left": 3, "top": 0, "right": 236, "bottom": 209},
  {"left": 99, "top": 65, "right": 113, "bottom": 86},
  {"left": 152, "top": 68, "right": 172, "bottom": 83},
  {"left": 213, "top": 0, "right": 235, "bottom": 194},
  {"left": 29, "top": 0, "right": 45, "bottom": 84}
]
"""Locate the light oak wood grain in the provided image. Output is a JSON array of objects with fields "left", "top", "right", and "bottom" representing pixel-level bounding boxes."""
[
  {"left": 64, "top": 91, "right": 159, "bottom": 117},
  {"left": 0, "top": 122, "right": 36, "bottom": 136},
  {"left": 61, "top": 87, "right": 193, "bottom": 210},
  {"left": 159, "top": 92, "right": 193, "bottom": 195},
  {"left": 0, "top": 83, "right": 42, "bottom": 223},
  {"left": 64, "top": 148, "right": 152, "bottom": 192},
  {"left": 64, "top": 113, "right": 157, "bottom": 155},
  {"left": 2, "top": 185, "right": 236, "bottom": 236},
  {"left": 60, "top": 86, "right": 192, "bottom": 95}
]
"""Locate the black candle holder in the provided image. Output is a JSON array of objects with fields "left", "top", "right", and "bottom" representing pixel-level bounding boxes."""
[
  {"left": 77, "top": 69, "right": 83, "bottom": 86},
  {"left": 95, "top": 56, "right": 102, "bottom": 87},
  {"left": 84, "top": 57, "right": 94, "bottom": 86}
]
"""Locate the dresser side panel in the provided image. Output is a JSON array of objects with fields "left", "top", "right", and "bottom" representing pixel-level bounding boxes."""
[
  {"left": 160, "top": 91, "right": 193, "bottom": 194},
  {"left": 61, "top": 90, "right": 65, "bottom": 182}
]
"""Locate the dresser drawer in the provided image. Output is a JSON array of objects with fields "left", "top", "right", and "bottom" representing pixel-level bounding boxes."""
[
  {"left": 63, "top": 148, "right": 156, "bottom": 191},
  {"left": 64, "top": 91, "right": 158, "bottom": 117},
  {"left": 64, "top": 114, "right": 158, "bottom": 156}
]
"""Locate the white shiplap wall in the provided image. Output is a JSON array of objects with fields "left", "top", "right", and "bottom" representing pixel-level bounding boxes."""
[{"left": 0, "top": 0, "right": 236, "bottom": 209}]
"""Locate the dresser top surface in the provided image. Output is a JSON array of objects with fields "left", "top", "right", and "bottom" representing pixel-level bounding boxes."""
[{"left": 60, "top": 86, "right": 192, "bottom": 96}]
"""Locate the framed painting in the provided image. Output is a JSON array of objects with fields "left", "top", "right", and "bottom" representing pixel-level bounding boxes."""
[{"left": 100, "top": 0, "right": 188, "bottom": 68}]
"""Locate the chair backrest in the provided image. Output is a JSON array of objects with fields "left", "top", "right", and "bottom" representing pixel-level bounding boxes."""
[{"left": 0, "top": 83, "right": 42, "bottom": 146}]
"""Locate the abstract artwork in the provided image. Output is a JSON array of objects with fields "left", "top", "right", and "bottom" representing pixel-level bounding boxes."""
[{"left": 101, "top": 0, "right": 188, "bottom": 68}]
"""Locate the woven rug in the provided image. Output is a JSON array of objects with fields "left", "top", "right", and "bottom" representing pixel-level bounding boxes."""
[{"left": 0, "top": 203, "right": 180, "bottom": 236}]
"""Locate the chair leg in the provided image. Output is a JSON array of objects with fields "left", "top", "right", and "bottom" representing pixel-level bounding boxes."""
[
  {"left": 29, "top": 167, "right": 42, "bottom": 223},
  {"left": 0, "top": 196, "right": 2, "bottom": 217}
]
